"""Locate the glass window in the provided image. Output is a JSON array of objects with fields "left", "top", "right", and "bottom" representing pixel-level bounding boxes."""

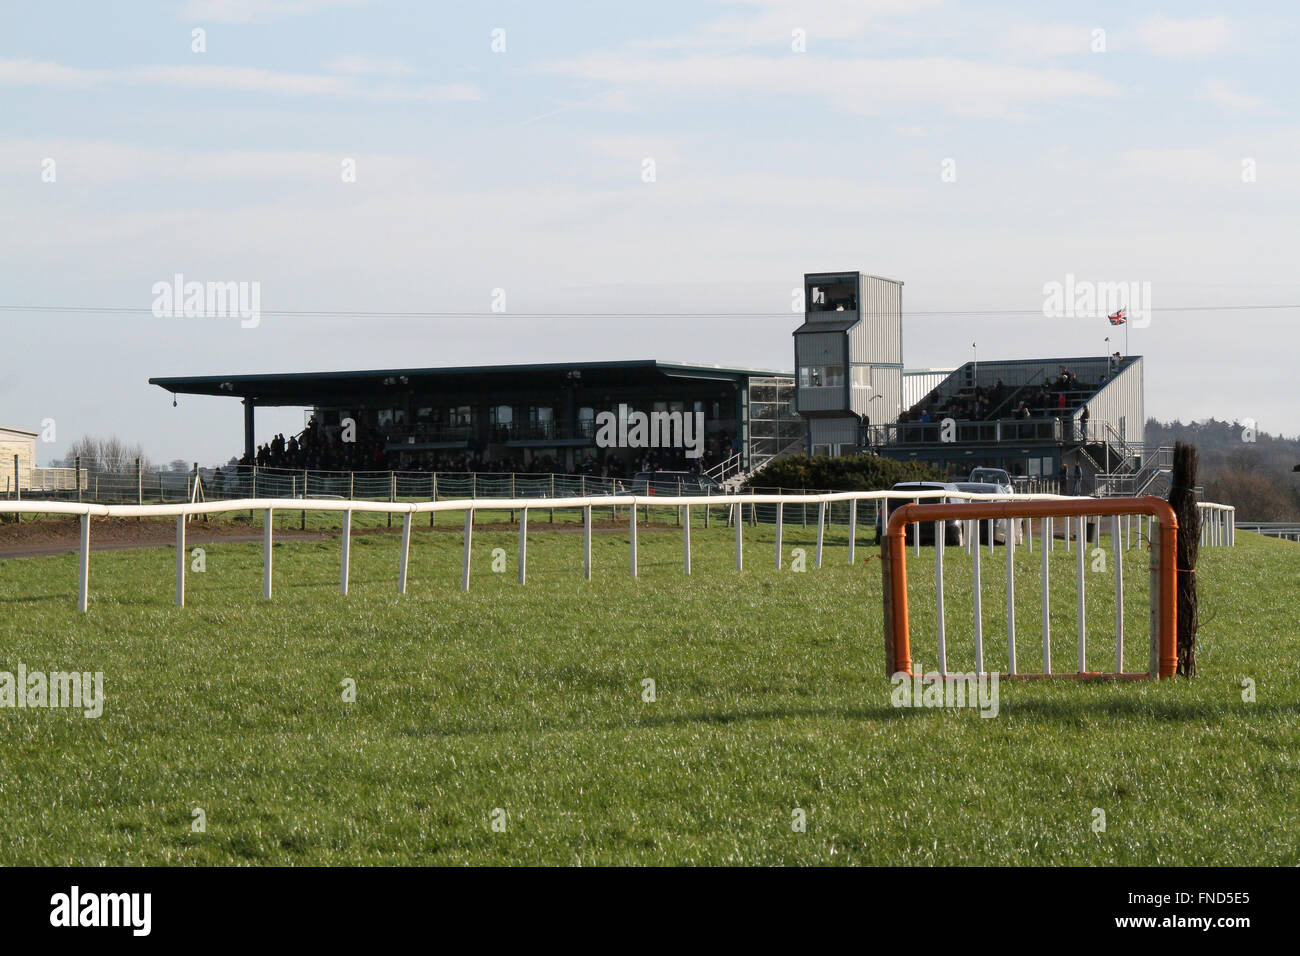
[{"left": 800, "top": 365, "right": 844, "bottom": 388}]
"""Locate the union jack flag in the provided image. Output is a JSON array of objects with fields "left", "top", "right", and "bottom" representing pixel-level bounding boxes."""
[{"left": 1107, "top": 307, "right": 1127, "bottom": 326}]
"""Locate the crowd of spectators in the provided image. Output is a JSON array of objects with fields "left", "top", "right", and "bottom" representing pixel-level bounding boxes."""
[
  {"left": 229, "top": 417, "right": 728, "bottom": 478},
  {"left": 900, "top": 364, "right": 1110, "bottom": 430}
]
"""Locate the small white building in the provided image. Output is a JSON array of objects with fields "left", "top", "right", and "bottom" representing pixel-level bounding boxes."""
[{"left": 0, "top": 426, "right": 38, "bottom": 493}]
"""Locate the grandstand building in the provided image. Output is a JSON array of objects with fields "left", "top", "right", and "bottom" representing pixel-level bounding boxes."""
[
  {"left": 151, "top": 269, "right": 1155, "bottom": 493},
  {"left": 150, "top": 360, "right": 802, "bottom": 480}
]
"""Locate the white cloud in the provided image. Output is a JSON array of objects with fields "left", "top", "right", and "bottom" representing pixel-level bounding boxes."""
[
  {"left": 1002, "top": 23, "right": 1098, "bottom": 57},
  {"left": 542, "top": 53, "right": 1118, "bottom": 118},
  {"left": 181, "top": 0, "right": 372, "bottom": 24},
  {"left": 324, "top": 55, "right": 415, "bottom": 77},
  {"left": 1136, "top": 16, "right": 1230, "bottom": 57},
  {"left": 1202, "top": 78, "right": 1261, "bottom": 111},
  {"left": 0, "top": 58, "right": 480, "bottom": 102}
]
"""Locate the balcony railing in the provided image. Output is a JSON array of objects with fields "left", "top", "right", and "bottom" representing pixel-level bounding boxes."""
[{"left": 873, "top": 416, "right": 1087, "bottom": 447}]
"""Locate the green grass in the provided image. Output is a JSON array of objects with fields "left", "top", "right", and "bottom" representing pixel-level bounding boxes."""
[{"left": 0, "top": 510, "right": 1296, "bottom": 865}]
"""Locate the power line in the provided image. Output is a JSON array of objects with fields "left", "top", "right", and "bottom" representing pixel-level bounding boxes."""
[{"left": 0, "top": 303, "right": 1298, "bottom": 318}]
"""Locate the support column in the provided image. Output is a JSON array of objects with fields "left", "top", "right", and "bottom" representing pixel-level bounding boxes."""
[{"left": 243, "top": 397, "right": 256, "bottom": 463}]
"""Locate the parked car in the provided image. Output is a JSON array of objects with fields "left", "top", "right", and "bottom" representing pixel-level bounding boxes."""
[
  {"left": 873, "top": 481, "right": 965, "bottom": 546},
  {"left": 629, "top": 471, "right": 722, "bottom": 496},
  {"left": 968, "top": 467, "right": 1012, "bottom": 491},
  {"left": 952, "top": 481, "right": 1024, "bottom": 545}
]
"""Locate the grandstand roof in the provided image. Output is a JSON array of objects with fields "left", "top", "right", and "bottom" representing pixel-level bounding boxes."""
[{"left": 150, "top": 359, "right": 793, "bottom": 406}]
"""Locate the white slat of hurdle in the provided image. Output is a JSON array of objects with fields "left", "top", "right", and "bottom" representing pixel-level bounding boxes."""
[
  {"left": 735, "top": 502, "right": 743, "bottom": 571},
  {"left": 775, "top": 502, "right": 783, "bottom": 569},
  {"left": 988, "top": 516, "right": 994, "bottom": 555},
  {"left": 1041, "top": 515, "right": 1051, "bottom": 674},
  {"left": 816, "top": 501, "right": 825, "bottom": 568},
  {"left": 340, "top": 509, "right": 352, "bottom": 595},
  {"left": 1113, "top": 514, "right": 1124, "bottom": 671},
  {"left": 630, "top": 503, "right": 638, "bottom": 578},
  {"left": 973, "top": 522, "right": 984, "bottom": 675},
  {"left": 1006, "top": 518, "right": 1016, "bottom": 675},
  {"left": 399, "top": 512, "right": 412, "bottom": 594},
  {"left": 847, "top": 500, "right": 856, "bottom": 564},
  {"left": 1064, "top": 513, "right": 1071, "bottom": 553},
  {"left": 1076, "top": 514, "right": 1086, "bottom": 673},
  {"left": 263, "top": 508, "right": 273, "bottom": 599},
  {"left": 461, "top": 509, "right": 473, "bottom": 592},
  {"left": 78, "top": 514, "right": 90, "bottom": 612},
  {"left": 935, "top": 524, "right": 947, "bottom": 674},
  {"left": 683, "top": 504, "right": 691, "bottom": 575},
  {"left": 518, "top": 508, "right": 528, "bottom": 585},
  {"left": 913, "top": 498, "right": 920, "bottom": 556},
  {"left": 175, "top": 514, "right": 185, "bottom": 607},
  {"left": 583, "top": 505, "right": 592, "bottom": 581}
]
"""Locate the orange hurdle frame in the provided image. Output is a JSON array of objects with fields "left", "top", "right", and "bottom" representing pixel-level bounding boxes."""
[{"left": 882, "top": 496, "right": 1178, "bottom": 680}]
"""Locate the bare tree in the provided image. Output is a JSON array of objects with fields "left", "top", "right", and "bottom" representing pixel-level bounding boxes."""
[{"left": 63, "top": 435, "right": 156, "bottom": 475}]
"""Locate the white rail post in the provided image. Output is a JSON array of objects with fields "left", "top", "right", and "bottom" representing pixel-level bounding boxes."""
[
  {"left": 912, "top": 498, "right": 920, "bottom": 556},
  {"left": 518, "top": 508, "right": 528, "bottom": 585},
  {"left": 1006, "top": 520, "right": 1016, "bottom": 675},
  {"left": 263, "top": 508, "right": 273, "bottom": 599},
  {"left": 935, "top": 522, "right": 947, "bottom": 674},
  {"left": 399, "top": 513, "right": 412, "bottom": 594},
  {"left": 735, "top": 499, "right": 744, "bottom": 571},
  {"left": 461, "top": 508, "right": 474, "bottom": 591},
  {"left": 1026, "top": 516, "right": 1032, "bottom": 554},
  {"left": 1041, "top": 516, "right": 1051, "bottom": 674},
  {"left": 815, "top": 501, "right": 825, "bottom": 568},
  {"left": 1077, "top": 515, "right": 1086, "bottom": 673},
  {"left": 683, "top": 504, "right": 691, "bottom": 574},
  {"left": 78, "top": 513, "right": 90, "bottom": 612},
  {"left": 1064, "top": 512, "right": 1071, "bottom": 553},
  {"left": 175, "top": 514, "right": 186, "bottom": 608},
  {"left": 1113, "top": 514, "right": 1124, "bottom": 671},
  {"left": 973, "top": 522, "right": 984, "bottom": 675},
  {"left": 630, "top": 501, "right": 638, "bottom": 577},
  {"left": 847, "top": 499, "right": 856, "bottom": 564},
  {"left": 583, "top": 505, "right": 593, "bottom": 580},
  {"left": 775, "top": 502, "right": 783, "bottom": 569},
  {"left": 340, "top": 509, "right": 352, "bottom": 595}
]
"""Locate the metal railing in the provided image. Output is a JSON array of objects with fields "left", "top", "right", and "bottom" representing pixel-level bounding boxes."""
[{"left": 3, "top": 491, "right": 1235, "bottom": 613}]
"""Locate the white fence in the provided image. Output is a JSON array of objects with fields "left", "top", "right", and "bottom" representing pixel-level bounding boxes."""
[{"left": 3, "top": 492, "right": 1235, "bottom": 613}]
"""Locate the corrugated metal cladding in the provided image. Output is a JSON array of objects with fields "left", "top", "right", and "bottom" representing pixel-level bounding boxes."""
[
  {"left": 809, "top": 418, "right": 859, "bottom": 446},
  {"left": 903, "top": 369, "right": 954, "bottom": 410},
  {"left": 853, "top": 365, "right": 902, "bottom": 421},
  {"left": 849, "top": 275, "right": 903, "bottom": 365},
  {"left": 794, "top": 331, "right": 844, "bottom": 366},
  {"left": 797, "top": 385, "right": 845, "bottom": 412},
  {"left": 1084, "top": 358, "right": 1144, "bottom": 447}
]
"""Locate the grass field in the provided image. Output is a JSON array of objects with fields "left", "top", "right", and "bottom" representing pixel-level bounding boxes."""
[{"left": 0, "top": 506, "right": 1296, "bottom": 865}]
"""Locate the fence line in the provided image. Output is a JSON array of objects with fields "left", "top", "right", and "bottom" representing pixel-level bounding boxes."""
[{"left": 3, "top": 491, "right": 1235, "bottom": 614}]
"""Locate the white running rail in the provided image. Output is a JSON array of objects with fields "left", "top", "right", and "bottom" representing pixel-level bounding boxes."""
[{"left": 4, "top": 492, "right": 1235, "bottom": 612}]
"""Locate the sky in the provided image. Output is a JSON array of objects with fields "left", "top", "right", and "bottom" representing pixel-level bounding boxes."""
[{"left": 2, "top": 0, "right": 1296, "bottom": 466}]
